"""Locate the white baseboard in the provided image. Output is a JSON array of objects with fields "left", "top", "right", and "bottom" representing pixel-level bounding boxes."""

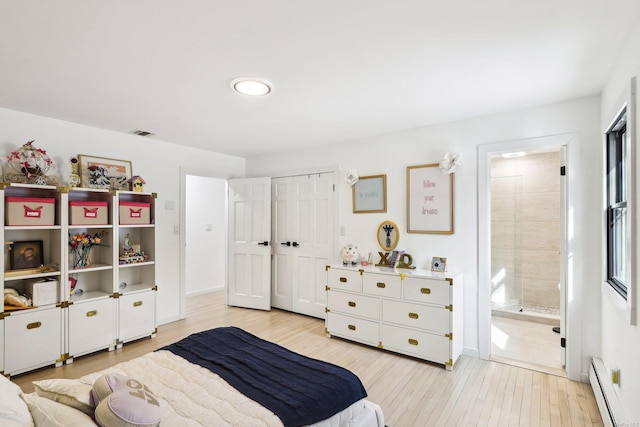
[
  {"left": 186, "top": 286, "right": 224, "bottom": 298},
  {"left": 462, "top": 347, "right": 480, "bottom": 358},
  {"left": 589, "top": 357, "right": 625, "bottom": 427}
]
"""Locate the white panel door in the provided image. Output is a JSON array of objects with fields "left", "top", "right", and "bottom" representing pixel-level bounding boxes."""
[
  {"left": 228, "top": 178, "right": 272, "bottom": 310},
  {"left": 271, "top": 173, "right": 334, "bottom": 318}
]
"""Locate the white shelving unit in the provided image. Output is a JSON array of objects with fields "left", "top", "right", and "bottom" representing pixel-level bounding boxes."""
[{"left": 1, "top": 184, "right": 157, "bottom": 375}]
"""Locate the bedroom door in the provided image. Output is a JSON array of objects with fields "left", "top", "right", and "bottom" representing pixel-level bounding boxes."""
[
  {"left": 227, "top": 177, "right": 272, "bottom": 310},
  {"left": 271, "top": 173, "right": 335, "bottom": 318}
]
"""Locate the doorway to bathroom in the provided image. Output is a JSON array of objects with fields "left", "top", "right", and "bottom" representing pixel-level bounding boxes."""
[{"left": 488, "top": 148, "right": 565, "bottom": 375}]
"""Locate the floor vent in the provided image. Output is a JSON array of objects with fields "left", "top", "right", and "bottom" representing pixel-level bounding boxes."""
[{"left": 589, "top": 358, "right": 624, "bottom": 427}]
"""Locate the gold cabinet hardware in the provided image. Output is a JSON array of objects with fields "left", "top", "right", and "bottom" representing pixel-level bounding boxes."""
[
  {"left": 86, "top": 310, "right": 98, "bottom": 317},
  {"left": 420, "top": 288, "right": 431, "bottom": 294},
  {"left": 408, "top": 338, "right": 419, "bottom": 346},
  {"left": 348, "top": 324, "right": 356, "bottom": 331},
  {"left": 133, "top": 301, "right": 143, "bottom": 307},
  {"left": 399, "top": 273, "right": 406, "bottom": 280},
  {"left": 348, "top": 301, "right": 356, "bottom": 307},
  {"left": 446, "top": 332, "right": 453, "bottom": 340},
  {"left": 325, "top": 285, "right": 330, "bottom": 291},
  {"left": 325, "top": 307, "right": 330, "bottom": 313},
  {"left": 445, "top": 304, "right": 453, "bottom": 311},
  {"left": 408, "top": 312, "right": 419, "bottom": 319},
  {"left": 339, "top": 277, "right": 347, "bottom": 283},
  {"left": 376, "top": 282, "right": 386, "bottom": 288},
  {"left": 27, "top": 321, "right": 42, "bottom": 330}
]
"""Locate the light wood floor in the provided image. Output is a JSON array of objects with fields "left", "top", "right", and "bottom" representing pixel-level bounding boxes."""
[{"left": 12, "top": 291, "right": 603, "bottom": 427}]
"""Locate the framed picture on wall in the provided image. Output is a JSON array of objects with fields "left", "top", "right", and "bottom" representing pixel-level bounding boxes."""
[
  {"left": 352, "top": 174, "right": 387, "bottom": 213},
  {"left": 406, "top": 163, "right": 454, "bottom": 234}
]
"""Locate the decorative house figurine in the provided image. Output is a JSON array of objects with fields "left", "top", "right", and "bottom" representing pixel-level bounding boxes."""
[{"left": 128, "top": 175, "right": 146, "bottom": 192}]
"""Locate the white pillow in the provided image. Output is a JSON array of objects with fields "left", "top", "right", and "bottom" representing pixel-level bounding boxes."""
[
  {"left": 0, "top": 375, "right": 34, "bottom": 427},
  {"left": 32, "top": 379, "right": 94, "bottom": 417},
  {"left": 20, "top": 393, "right": 96, "bottom": 427}
]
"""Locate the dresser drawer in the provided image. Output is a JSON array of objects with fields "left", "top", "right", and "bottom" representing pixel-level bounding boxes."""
[
  {"left": 327, "top": 312, "right": 379, "bottom": 346},
  {"left": 327, "top": 267, "right": 362, "bottom": 292},
  {"left": 382, "top": 299, "right": 449, "bottom": 334},
  {"left": 363, "top": 272, "right": 401, "bottom": 298},
  {"left": 328, "top": 290, "right": 380, "bottom": 319},
  {"left": 381, "top": 324, "right": 450, "bottom": 364},
  {"left": 403, "top": 276, "right": 450, "bottom": 306}
]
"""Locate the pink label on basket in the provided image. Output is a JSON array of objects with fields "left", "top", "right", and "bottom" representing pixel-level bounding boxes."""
[
  {"left": 84, "top": 207, "right": 98, "bottom": 218},
  {"left": 130, "top": 208, "right": 142, "bottom": 218},
  {"left": 24, "top": 205, "right": 42, "bottom": 218}
]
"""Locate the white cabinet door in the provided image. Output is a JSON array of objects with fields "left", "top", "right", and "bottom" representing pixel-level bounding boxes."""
[
  {"left": 118, "top": 291, "right": 156, "bottom": 344},
  {"left": 4, "top": 307, "right": 62, "bottom": 375},
  {"left": 68, "top": 298, "right": 115, "bottom": 357},
  {"left": 227, "top": 178, "right": 272, "bottom": 311}
]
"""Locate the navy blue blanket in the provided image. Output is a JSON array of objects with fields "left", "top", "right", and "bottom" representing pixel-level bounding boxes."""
[{"left": 160, "top": 326, "right": 367, "bottom": 427}]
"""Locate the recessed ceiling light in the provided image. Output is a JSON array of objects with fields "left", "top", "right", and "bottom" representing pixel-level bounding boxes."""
[
  {"left": 501, "top": 151, "right": 526, "bottom": 158},
  {"left": 231, "top": 77, "right": 272, "bottom": 96}
]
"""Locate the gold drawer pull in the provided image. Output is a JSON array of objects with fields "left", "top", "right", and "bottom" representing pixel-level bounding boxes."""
[
  {"left": 133, "top": 301, "right": 143, "bottom": 307},
  {"left": 420, "top": 288, "right": 431, "bottom": 294},
  {"left": 339, "top": 277, "right": 347, "bottom": 283},
  {"left": 348, "top": 301, "right": 356, "bottom": 307},
  {"left": 27, "top": 321, "right": 42, "bottom": 330},
  {"left": 376, "top": 282, "right": 386, "bottom": 288},
  {"left": 348, "top": 324, "right": 356, "bottom": 331},
  {"left": 408, "top": 338, "right": 419, "bottom": 346},
  {"left": 86, "top": 310, "right": 98, "bottom": 317},
  {"left": 408, "top": 312, "right": 419, "bottom": 319}
]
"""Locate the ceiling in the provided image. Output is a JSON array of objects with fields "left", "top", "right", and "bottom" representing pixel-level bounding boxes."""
[{"left": 2, "top": 1, "right": 639, "bottom": 158}]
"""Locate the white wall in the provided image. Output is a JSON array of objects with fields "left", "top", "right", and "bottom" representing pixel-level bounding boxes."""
[
  {"left": 0, "top": 107, "right": 245, "bottom": 325},
  {"left": 599, "top": 16, "right": 640, "bottom": 422},
  {"left": 246, "top": 96, "right": 602, "bottom": 380},
  {"left": 185, "top": 175, "right": 226, "bottom": 296}
]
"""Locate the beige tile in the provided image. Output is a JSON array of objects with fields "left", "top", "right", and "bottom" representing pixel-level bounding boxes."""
[
  {"left": 521, "top": 191, "right": 560, "bottom": 222},
  {"left": 491, "top": 221, "right": 516, "bottom": 249},
  {"left": 522, "top": 278, "right": 560, "bottom": 308},
  {"left": 521, "top": 221, "right": 560, "bottom": 250},
  {"left": 522, "top": 249, "right": 560, "bottom": 281}
]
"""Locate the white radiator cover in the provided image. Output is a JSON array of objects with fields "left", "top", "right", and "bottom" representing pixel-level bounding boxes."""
[{"left": 589, "top": 357, "right": 626, "bottom": 427}]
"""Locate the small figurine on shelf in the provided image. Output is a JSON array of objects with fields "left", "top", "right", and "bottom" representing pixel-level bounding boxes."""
[
  {"left": 68, "top": 157, "right": 81, "bottom": 187},
  {"left": 128, "top": 175, "right": 146, "bottom": 192},
  {"left": 340, "top": 244, "right": 359, "bottom": 266}
]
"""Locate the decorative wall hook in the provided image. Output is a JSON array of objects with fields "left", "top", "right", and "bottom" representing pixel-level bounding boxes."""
[
  {"left": 439, "top": 150, "right": 463, "bottom": 174},
  {"left": 345, "top": 169, "right": 359, "bottom": 186}
]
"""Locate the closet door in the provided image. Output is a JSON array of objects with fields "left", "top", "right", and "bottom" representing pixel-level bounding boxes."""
[{"left": 271, "top": 173, "right": 335, "bottom": 318}]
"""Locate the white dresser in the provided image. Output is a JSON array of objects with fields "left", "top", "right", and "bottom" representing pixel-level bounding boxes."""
[{"left": 325, "top": 264, "right": 463, "bottom": 370}]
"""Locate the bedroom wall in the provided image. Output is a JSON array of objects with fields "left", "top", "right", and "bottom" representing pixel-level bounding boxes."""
[
  {"left": 599, "top": 15, "right": 640, "bottom": 421},
  {"left": 0, "top": 107, "right": 245, "bottom": 325},
  {"left": 245, "top": 96, "right": 602, "bottom": 381}
]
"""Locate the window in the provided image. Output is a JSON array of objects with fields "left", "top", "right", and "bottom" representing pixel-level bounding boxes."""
[{"left": 606, "top": 108, "right": 629, "bottom": 299}]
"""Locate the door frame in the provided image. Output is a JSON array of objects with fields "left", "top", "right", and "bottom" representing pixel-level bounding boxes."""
[
  {"left": 179, "top": 167, "right": 232, "bottom": 320},
  {"left": 478, "top": 133, "right": 581, "bottom": 380}
]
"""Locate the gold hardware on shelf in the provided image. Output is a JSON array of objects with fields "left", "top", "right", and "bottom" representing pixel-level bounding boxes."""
[
  {"left": 86, "top": 310, "right": 98, "bottom": 317},
  {"left": 420, "top": 288, "right": 431, "bottom": 294},
  {"left": 376, "top": 282, "right": 386, "bottom": 288},
  {"left": 152, "top": 285, "right": 158, "bottom": 291},
  {"left": 325, "top": 307, "right": 330, "bottom": 313},
  {"left": 151, "top": 192, "right": 158, "bottom": 199},
  {"left": 339, "top": 277, "right": 347, "bottom": 283},
  {"left": 358, "top": 269, "right": 364, "bottom": 275},
  {"left": 447, "top": 278, "right": 453, "bottom": 286},
  {"left": 378, "top": 342, "right": 384, "bottom": 349},
  {"left": 153, "top": 327, "right": 158, "bottom": 335},
  {"left": 57, "top": 301, "right": 72, "bottom": 308},
  {"left": 408, "top": 312, "right": 419, "bottom": 319},
  {"left": 400, "top": 273, "right": 406, "bottom": 280},
  {"left": 348, "top": 324, "right": 356, "bottom": 331},
  {"left": 348, "top": 301, "right": 356, "bottom": 307},
  {"left": 408, "top": 338, "right": 419, "bottom": 346},
  {"left": 325, "top": 285, "right": 331, "bottom": 291},
  {"left": 325, "top": 265, "right": 330, "bottom": 271},
  {"left": 27, "top": 321, "right": 42, "bottom": 330},
  {"left": 133, "top": 301, "right": 143, "bottom": 307},
  {"left": 445, "top": 304, "right": 453, "bottom": 311},
  {"left": 111, "top": 292, "right": 122, "bottom": 299},
  {"left": 446, "top": 332, "right": 453, "bottom": 340},
  {"left": 56, "top": 353, "right": 70, "bottom": 364},
  {"left": 0, "top": 312, "right": 9, "bottom": 319},
  {"left": 445, "top": 359, "right": 453, "bottom": 367}
]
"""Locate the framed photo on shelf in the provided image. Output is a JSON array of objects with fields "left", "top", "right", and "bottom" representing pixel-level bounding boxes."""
[
  {"left": 10, "top": 240, "right": 44, "bottom": 271},
  {"left": 78, "top": 154, "right": 132, "bottom": 190},
  {"left": 430, "top": 256, "right": 447, "bottom": 273},
  {"left": 407, "top": 163, "right": 454, "bottom": 234},
  {"left": 353, "top": 174, "right": 387, "bottom": 213}
]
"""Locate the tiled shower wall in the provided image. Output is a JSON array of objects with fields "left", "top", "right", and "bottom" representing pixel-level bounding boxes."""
[{"left": 490, "top": 151, "right": 560, "bottom": 310}]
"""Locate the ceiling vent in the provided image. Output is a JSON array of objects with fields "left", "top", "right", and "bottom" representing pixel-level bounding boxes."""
[{"left": 129, "top": 129, "right": 155, "bottom": 137}]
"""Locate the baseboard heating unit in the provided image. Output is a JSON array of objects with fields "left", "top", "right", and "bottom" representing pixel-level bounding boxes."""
[{"left": 589, "top": 357, "right": 625, "bottom": 427}]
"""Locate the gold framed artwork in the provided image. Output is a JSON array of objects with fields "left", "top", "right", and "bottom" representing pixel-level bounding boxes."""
[
  {"left": 406, "top": 163, "right": 454, "bottom": 234},
  {"left": 377, "top": 220, "right": 399, "bottom": 251},
  {"left": 78, "top": 155, "right": 133, "bottom": 190},
  {"left": 352, "top": 174, "right": 387, "bottom": 213}
]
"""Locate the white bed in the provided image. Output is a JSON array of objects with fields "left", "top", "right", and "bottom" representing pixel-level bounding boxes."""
[{"left": 1, "top": 327, "right": 385, "bottom": 427}]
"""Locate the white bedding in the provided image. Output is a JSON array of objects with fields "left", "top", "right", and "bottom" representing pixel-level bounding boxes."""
[{"left": 79, "top": 350, "right": 384, "bottom": 427}]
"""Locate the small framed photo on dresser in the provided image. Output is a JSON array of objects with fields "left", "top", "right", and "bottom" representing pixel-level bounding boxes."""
[{"left": 430, "top": 257, "right": 447, "bottom": 273}]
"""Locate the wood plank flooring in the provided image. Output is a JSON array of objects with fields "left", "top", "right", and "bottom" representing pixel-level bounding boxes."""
[{"left": 11, "top": 291, "right": 603, "bottom": 427}]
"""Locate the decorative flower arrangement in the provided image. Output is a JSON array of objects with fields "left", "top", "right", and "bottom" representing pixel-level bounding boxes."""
[
  {"left": 5, "top": 140, "right": 56, "bottom": 184},
  {"left": 69, "top": 230, "right": 108, "bottom": 269}
]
